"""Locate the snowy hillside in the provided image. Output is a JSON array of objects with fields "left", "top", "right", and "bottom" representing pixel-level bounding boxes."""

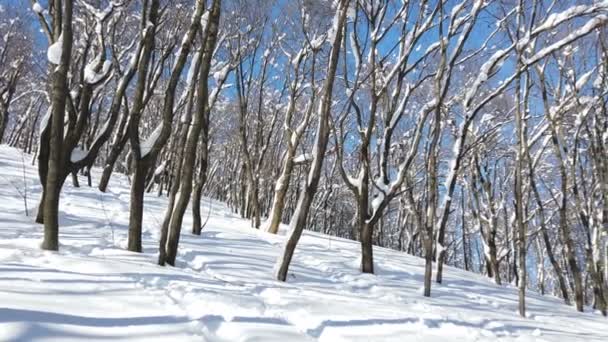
[{"left": 0, "top": 145, "right": 605, "bottom": 341}]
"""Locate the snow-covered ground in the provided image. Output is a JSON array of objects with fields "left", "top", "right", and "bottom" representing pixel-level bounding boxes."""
[{"left": 0, "top": 144, "right": 605, "bottom": 342}]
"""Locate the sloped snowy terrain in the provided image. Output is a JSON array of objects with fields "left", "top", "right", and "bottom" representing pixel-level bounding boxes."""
[{"left": 0, "top": 145, "right": 606, "bottom": 342}]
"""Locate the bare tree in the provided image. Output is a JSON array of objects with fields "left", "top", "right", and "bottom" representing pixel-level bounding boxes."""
[
  {"left": 275, "top": 0, "right": 350, "bottom": 282},
  {"left": 159, "top": 0, "right": 222, "bottom": 266}
]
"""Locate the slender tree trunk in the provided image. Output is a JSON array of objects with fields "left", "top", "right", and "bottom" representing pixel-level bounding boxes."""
[
  {"left": 461, "top": 190, "right": 470, "bottom": 271},
  {"left": 0, "top": 70, "right": 20, "bottom": 144},
  {"left": 162, "top": 0, "right": 221, "bottom": 265},
  {"left": 26, "top": 103, "right": 42, "bottom": 154},
  {"left": 528, "top": 153, "right": 570, "bottom": 303},
  {"left": 98, "top": 132, "right": 129, "bottom": 192},
  {"left": 514, "top": 55, "right": 527, "bottom": 318},
  {"left": 192, "top": 137, "right": 210, "bottom": 235},
  {"left": 423, "top": 237, "right": 433, "bottom": 297},
  {"left": 276, "top": 0, "right": 348, "bottom": 282},
  {"left": 192, "top": 183, "right": 204, "bottom": 234},
  {"left": 0, "top": 104, "right": 9, "bottom": 143},
  {"left": 539, "top": 69, "right": 584, "bottom": 311},
  {"left": 587, "top": 235, "right": 607, "bottom": 316}
]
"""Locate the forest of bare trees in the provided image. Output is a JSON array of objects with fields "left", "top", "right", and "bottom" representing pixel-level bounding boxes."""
[{"left": 1, "top": 0, "right": 608, "bottom": 318}]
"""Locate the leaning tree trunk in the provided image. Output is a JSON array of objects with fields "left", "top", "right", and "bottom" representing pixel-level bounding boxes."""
[
  {"left": 266, "top": 154, "right": 294, "bottom": 234},
  {"left": 162, "top": 0, "right": 220, "bottom": 266},
  {"left": 264, "top": 52, "right": 315, "bottom": 235},
  {"left": 275, "top": 0, "right": 349, "bottom": 282},
  {"left": 98, "top": 127, "right": 129, "bottom": 192}
]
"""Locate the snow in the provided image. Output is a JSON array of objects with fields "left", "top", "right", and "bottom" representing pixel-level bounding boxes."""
[
  {"left": 70, "top": 147, "right": 88, "bottom": 163},
  {"left": 575, "top": 69, "right": 594, "bottom": 91},
  {"left": 32, "top": 2, "right": 44, "bottom": 14},
  {"left": 435, "top": 242, "right": 446, "bottom": 256},
  {"left": 39, "top": 108, "right": 51, "bottom": 133},
  {"left": 371, "top": 193, "right": 384, "bottom": 214},
  {"left": 154, "top": 161, "right": 167, "bottom": 176},
  {"left": 291, "top": 48, "right": 307, "bottom": 67},
  {"left": 139, "top": 124, "right": 162, "bottom": 157},
  {"left": 1, "top": 144, "right": 607, "bottom": 341},
  {"left": 293, "top": 153, "right": 311, "bottom": 163},
  {"left": 464, "top": 48, "right": 508, "bottom": 107},
  {"left": 212, "top": 63, "right": 230, "bottom": 85},
  {"left": 310, "top": 34, "right": 326, "bottom": 50},
  {"left": 79, "top": 0, "right": 118, "bottom": 21},
  {"left": 531, "top": 4, "right": 606, "bottom": 36},
  {"left": 525, "top": 15, "right": 608, "bottom": 65},
  {"left": 84, "top": 60, "right": 112, "bottom": 84},
  {"left": 450, "top": 0, "right": 467, "bottom": 19},
  {"left": 47, "top": 34, "right": 63, "bottom": 65},
  {"left": 200, "top": 11, "right": 209, "bottom": 32},
  {"left": 425, "top": 41, "right": 441, "bottom": 56},
  {"left": 349, "top": 31, "right": 361, "bottom": 69},
  {"left": 326, "top": 2, "right": 342, "bottom": 45}
]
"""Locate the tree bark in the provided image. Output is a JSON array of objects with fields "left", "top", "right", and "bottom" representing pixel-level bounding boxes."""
[
  {"left": 98, "top": 120, "right": 129, "bottom": 192},
  {"left": 125, "top": 0, "right": 163, "bottom": 252},
  {"left": 127, "top": 157, "right": 150, "bottom": 252},
  {"left": 42, "top": 0, "right": 73, "bottom": 251}
]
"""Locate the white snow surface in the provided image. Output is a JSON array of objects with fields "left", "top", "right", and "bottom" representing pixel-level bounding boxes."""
[{"left": 0, "top": 144, "right": 606, "bottom": 341}]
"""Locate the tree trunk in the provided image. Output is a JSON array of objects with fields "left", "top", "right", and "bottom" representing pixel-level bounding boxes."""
[
  {"left": 35, "top": 189, "right": 46, "bottom": 224},
  {"left": 98, "top": 132, "right": 129, "bottom": 192},
  {"left": 42, "top": 173, "right": 67, "bottom": 250},
  {"left": 42, "top": 0, "right": 73, "bottom": 251},
  {"left": 71, "top": 170, "right": 79, "bottom": 188},
  {"left": 192, "top": 183, "right": 204, "bottom": 234},
  {"left": 275, "top": 0, "right": 348, "bottom": 282},
  {"left": 0, "top": 103, "right": 9, "bottom": 143},
  {"left": 162, "top": 0, "right": 221, "bottom": 265},
  {"left": 360, "top": 220, "right": 374, "bottom": 274},
  {"left": 127, "top": 157, "right": 150, "bottom": 252},
  {"left": 423, "top": 237, "right": 433, "bottom": 297},
  {"left": 124, "top": 0, "right": 161, "bottom": 252},
  {"left": 514, "top": 53, "right": 527, "bottom": 318},
  {"left": 488, "top": 232, "right": 501, "bottom": 285},
  {"left": 528, "top": 154, "right": 570, "bottom": 303},
  {"left": 265, "top": 156, "right": 293, "bottom": 233},
  {"left": 192, "top": 137, "right": 209, "bottom": 235}
]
